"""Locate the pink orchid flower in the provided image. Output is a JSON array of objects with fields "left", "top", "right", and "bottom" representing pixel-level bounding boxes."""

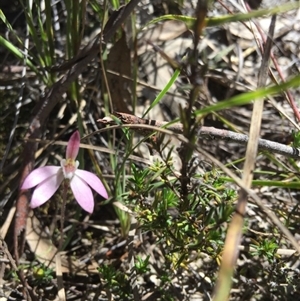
[{"left": 21, "top": 131, "right": 108, "bottom": 213}]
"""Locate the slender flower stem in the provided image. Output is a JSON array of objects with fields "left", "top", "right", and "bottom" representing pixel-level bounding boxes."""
[{"left": 59, "top": 181, "right": 68, "bottom": 252}]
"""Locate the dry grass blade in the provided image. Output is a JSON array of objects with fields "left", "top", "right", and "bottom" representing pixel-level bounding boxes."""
[
  {"left": 212, "top": 15, "right": 277, "bottom": 300},
  {"left": 56, "top": 253, "right": 66, "bottom": 301},
  {"left": 128, "top": 216, "right": 140, "bottom": 301}
]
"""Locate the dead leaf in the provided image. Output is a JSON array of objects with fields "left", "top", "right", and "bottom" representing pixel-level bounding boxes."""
[
  {"left": 107, "top": 30, "right": 132, "bottom": 113},
  {"left": 26, "top": 211, "right": 98, "bottom": 275}
]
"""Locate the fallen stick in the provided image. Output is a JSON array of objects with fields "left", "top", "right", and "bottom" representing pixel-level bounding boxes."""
[{"left": 98, "top": 111, "right": 300, "bottom": 159}]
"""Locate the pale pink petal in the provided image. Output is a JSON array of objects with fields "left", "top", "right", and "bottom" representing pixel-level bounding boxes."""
[
  {"left": 75, "top": 169, "right": 108, "bottom": 199},
  {"left": 30, "top": 170, "right": 64, "bottom": 208},
  {"left": 66, "top": 131, "right": 80, "bottom": 160},
  {"left": 22, "top": 166, "right": 61, "bottom": 189},
  {"left": 70, "top": 175, "right": 94, "bottom": 213}
]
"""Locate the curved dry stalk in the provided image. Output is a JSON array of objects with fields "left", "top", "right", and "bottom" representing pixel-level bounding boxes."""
[{"left": 213, "top": 15, "right": 277, "bottom": 301}]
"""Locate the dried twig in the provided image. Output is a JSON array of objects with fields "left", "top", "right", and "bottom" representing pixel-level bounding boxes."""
[
  {"left": 98, "top": 112, "right": 300, "bottom": 158},
  {"left": 0, "top": 238, "right": 33, "bottom": 300}
]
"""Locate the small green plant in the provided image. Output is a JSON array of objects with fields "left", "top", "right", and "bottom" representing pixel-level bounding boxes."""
[
  {"left": 291, "top": 130, "right": 300, "bottom": 148},
  {"left": 250, "top": 238, "right": 279, "bottom": 263},
  {"left": 98, "top": 264, "right": 130, "bottom": 299},
  {"left": 135, "top": 255, "right": 151, "bottom": 274},
  {"left": 126, "top": 157, "right": 237, "bottom": 268},
  {"left": 5, "top": 265, "right": 27, "bottom": 283},
  {"left": 32, "top": 264, "right": 54, "bottom": 285}
]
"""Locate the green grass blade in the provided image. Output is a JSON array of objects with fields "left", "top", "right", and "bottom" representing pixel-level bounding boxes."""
[
  {"left": 142, "top": 68, "right": 181, "bottom": 117},
  {"left": 142, "top": 1, "right": 299, "bottom": 30},
  {"left": 206, "top": 2, "right": 299, "bottom": 27},
  {"left": 195, "top": 74, "right": 300, "bottom": 116},
  {"left": 44, "top": 0, "right": 55, "bottom": 66},
  {"left": 221, "top": 177, "right": 300, "bottom": 189},
  {"left": 0, "top": 36, "right": 38, "bottom": 74}
]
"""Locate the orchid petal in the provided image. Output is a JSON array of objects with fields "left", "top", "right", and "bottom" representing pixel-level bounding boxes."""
[
  {"left": 75, "top": 169, "right": 108, "bottom": 199},
  {"left": 30, "top": 170, "right": 64, "bottom": 208},
  {"left": 70, "top": 175, "right": 94, "bottom": 213},
  {"left": 66, "top": 131, "right": 80, "bottom": 160},
  {"left": 22, "top": 166, "right": 61, "bottom": 189}
]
